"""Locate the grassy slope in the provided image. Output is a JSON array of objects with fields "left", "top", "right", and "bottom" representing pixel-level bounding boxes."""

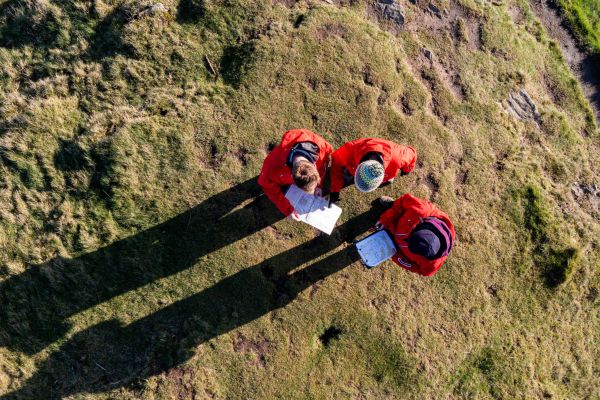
[
  {"left": 553, "top": 0, "right": 600, "bottom": 54},
  {"left": 0, "top": 0, "right": 599, "bottom": 398}
]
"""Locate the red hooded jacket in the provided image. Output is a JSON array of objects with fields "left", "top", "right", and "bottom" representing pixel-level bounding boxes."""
[
  {"left": 378, "top": 194, "right": 455, "bottom": 277},
  {"left": 330, "top": 138, "right": 417, "bottom": 193},
  {"left": 258, "top": 129, "right": 333, "bottom": 216}
]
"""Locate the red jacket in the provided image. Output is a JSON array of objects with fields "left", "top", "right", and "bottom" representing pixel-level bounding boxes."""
[
  {"left": 259, "top": 129, "right": 333, "bottom": 216},
  {"left": 379, "top": 194, "right": 455, "bottom": 276},
  {"left": 330, "top": 138, "right": 417, "bottom": 193}
]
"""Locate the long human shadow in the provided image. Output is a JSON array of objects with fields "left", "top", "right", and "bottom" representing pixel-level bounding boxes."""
[
  {"left": 1, "top": 208, "right": 379, "bottom": 399},
  {"left": 0, "top": 177, "right": 282, "bottom": 355}
]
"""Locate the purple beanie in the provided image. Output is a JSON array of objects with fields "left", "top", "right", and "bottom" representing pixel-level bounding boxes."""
[
  {"left": 408, "top": 230, "right": 440, "bottom": 259},
  {"left": 408, "top": 217, "right": 453, "bottom": 260}
]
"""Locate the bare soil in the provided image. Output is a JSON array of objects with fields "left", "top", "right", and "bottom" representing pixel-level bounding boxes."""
[{"left": 529, "top": 0, "right": 600, "bottom": 124}]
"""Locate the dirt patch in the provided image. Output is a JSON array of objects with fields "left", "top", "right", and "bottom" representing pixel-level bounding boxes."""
[
  {"left": 508, "top": 2, "right": 525, "bottom": 25},
  {"left": 395, "top": 95, "right": 413, "bottom": 115},
  {"left": 587, "top": 287, "right": 599, "bottom": 303},
  {"left": 494, "top": 153, "right": 508, "bottom": 171},
  {"left": 455, "top": 170, "right": 468, "bottom": 185},
  {"left": 403, "top": 1, "right": 485, "bottom": 51},
  {"left": 542, "top": 71, "right": 568, "bottom": 106},
  {"left": 362, "top": 65, "right": 375, "bottom": 86},
  {"left": 233, "top": 333, "right": 273, "bottom": 368},
  {"left": 309, "top": 280, "right": 323, "bottom": 299},
  {"left": 272, "top": 0, "right": 297, "bottom": 8},
  {"left": 316, "top": 22, "right": 349, "bottom": 41},
  {"left": 306, "top": 77, "right": 317, "bottom": 90},
  {"left": 164, "top": 366, "right": 198, "bottom": 400},
  {"left": 528, "top": 0, "right": 600, "bottom": 124},
  {"left": 435, "top": 58, "right": 468, "bottom": 101},
  {"left": 265, "top": 226, "right": 292, "bottom": 240},
  {"left": 235, "top": 147, "right": 250, "bottom": 166},
  {"left": 487, "top": 284, "right": 500, "bottom": 299},
  {"left": 425, "top": 172, "right": 440, "bottom": 200}
]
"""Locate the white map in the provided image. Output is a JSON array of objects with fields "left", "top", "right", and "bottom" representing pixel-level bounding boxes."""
[
  {"left": 355, "top": 230, "right": 396, "bottom": 268},
  {"left": 285, "top": 185, "right": 342, "bottom": 235}
]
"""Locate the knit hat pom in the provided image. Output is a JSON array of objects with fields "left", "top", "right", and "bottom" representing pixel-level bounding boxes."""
[{"left": 355, "top": 160, "right": 384, "bottom": 192}]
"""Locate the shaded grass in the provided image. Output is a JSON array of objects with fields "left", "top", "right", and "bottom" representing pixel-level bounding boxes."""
[{"left": 514, "top": 184, "right": 580, "bottom": 287}]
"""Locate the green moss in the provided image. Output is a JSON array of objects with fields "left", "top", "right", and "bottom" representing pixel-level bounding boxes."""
[
  {"left": 515, "top": 185, "right": 581, "bottom": 287},
  {"left": 554, "top": 0, "right": 600, "bottom": 54},
  {"left": 452, "top": 345, "right": 526, "bottom": 399},
  {"left": 521, "top": 185, "right": 551, "bottom": 243}
]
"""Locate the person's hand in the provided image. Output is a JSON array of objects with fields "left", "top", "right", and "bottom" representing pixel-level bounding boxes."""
[
  {"left": 328, "top": 192, "right": 340, "bottom": 207},
  {"left": 370, "top": 221, "right": 384, "bottom": 232},
  {"left": 314, "top": 187, "right": 322, "bottom": 197},
  {"left": 288, "top": 211, "right": 301, "bottom": 221}
]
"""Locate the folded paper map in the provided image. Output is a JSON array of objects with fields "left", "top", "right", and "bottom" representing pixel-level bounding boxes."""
[{"left": 285, "top": 185, "right": 342, "bottom": 235}]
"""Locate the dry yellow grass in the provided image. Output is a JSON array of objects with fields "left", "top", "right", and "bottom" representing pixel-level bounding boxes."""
[{"left": 0, "top": 0, "right": 598, "bottom": 399}]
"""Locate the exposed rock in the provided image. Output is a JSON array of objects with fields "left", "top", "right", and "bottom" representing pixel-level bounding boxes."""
[
  {"left": 504, "top": 89, "right": 541, "bottom": 124},
  {"left": 423, "top": 48, "right": 433, "bottom": 61},
  {"left": 428, "top": 3, "right": 442, "bottom": 18},
  {"left": 374, "top": 0, "right": 405, "bottom": 27},
  {"left": 572, "top": 182, "right": 600, "bottom": 211},
  {"left": 137, "top": 3, "right": 169, "bottom": 18},
  {"left": 572, "top": 182, "right": 599, "bottom": 198}
]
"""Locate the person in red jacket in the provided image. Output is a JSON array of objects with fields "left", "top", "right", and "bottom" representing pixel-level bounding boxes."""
[
  {"left": 328, "top": 138, "right": 417, "bottom": 206},
  {"left": 374, "top": 194, "right": 455, "bottom": 276},
  {"left": 259, "top": 129, "right": 334, "bottom": 219}
]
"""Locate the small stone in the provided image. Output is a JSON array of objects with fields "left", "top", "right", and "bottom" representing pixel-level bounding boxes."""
[
  {"left": 572, "top": 183, "right": 584, "bottom": 198},
  {"left": 423, "top": 48, "right": 433, "bottom": 61},
  {"left": 428, "top": 3, "right": 442, "bottom": 18},
  {"left": 137, "top": 3, "right": 169, "bottom": 18},
  {"left": 375, "top": 1, "right": 405, "bottom": 28}
]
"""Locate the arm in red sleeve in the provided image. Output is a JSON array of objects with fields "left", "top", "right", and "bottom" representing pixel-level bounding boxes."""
[
  {"left": 399, "top": 146, "right": 417, "bottom": 174},
  {"left": 330, "top": 144, "right": 350, "bottom": 193},
  {"left": 378, "top": 193, "right": 411, "bottom": 230},
  {"left": 258, "top": 172, "right": 294, "bottom": 216}
]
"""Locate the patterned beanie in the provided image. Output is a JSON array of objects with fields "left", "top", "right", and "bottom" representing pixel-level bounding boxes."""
[{"left": 355, "top": 160, "right": 385, "bottom": 192}]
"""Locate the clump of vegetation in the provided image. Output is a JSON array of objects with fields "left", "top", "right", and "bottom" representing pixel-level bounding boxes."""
[
  {"left": 516, "top": 184, "right": 580, "bottom": 287},
  {"left": 0, "top": 0, "right": 69, "bottom": 48},
  {"left": 452, "top": 345, "right": 526, "bottom": 398}
]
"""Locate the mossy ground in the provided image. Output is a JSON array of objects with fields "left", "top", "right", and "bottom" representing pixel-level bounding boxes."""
[
  {"left": 0, "top": 0, "right": 599, "bottom": 398},
  {"left": 553, "top": 0, "right": 600, "bottom": 54}
]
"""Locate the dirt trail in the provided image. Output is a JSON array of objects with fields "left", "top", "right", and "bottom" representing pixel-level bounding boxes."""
[{"left": 528, "top": 0, "right": 600, "bottom": 125}]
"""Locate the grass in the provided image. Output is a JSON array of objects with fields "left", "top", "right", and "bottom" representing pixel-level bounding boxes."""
[
  {"left": 0, "top": 0, "right": 599, "bottom": 398},
  {"left": 553, "top": 0, "right": 600, "bottom": 54}
]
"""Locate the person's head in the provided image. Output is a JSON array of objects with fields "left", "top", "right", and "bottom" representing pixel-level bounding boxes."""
[
  {"left": 407, "top": 218, "right": 452, "bottom": 260},
  {"left": 355, "top": 160, "right": 385, "bottom": 192},
  {"left": 292, "top": 160, "right": 320, "bottom": 194}
]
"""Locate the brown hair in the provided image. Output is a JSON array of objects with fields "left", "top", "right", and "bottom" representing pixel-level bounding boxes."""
[{"left": 292, "top": 160, "right": 320, "bottom": 193}]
